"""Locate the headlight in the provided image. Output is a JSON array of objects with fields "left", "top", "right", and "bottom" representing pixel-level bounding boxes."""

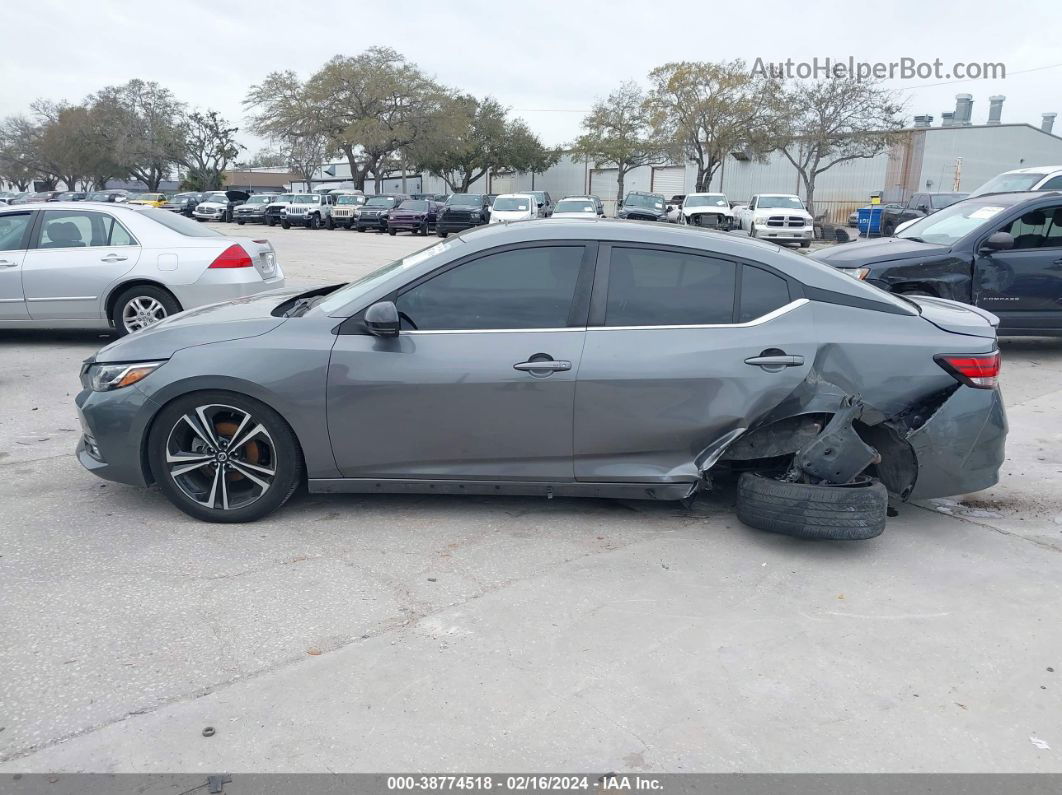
[
  {"left": 90, "top": 361, "right": 164, "bottom": 391},
  {"left": 470, "top": 211, "right": 481, "bottom": 219},
  {"left": 841, "top": 267, "right": 871, "bottom": 280}
]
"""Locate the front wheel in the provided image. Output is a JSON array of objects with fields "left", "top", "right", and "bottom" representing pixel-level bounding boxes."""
[
  {"left": 112, "top": 285, "right": 181, "bottom": 336},
  {"left": 148, "top": 392, "right": 304, "bottom": 523},
  {"left": 306, "top": 215, "right": 319, "bottom": 230},
  {"left": 437, "top": 230, "right": 448, "bottom": 238},
  {"left": 388, "top": 228, "right": 397, "bottom": 236},
  {"left": 281, "top": 220, "right": 290, "bottom": 229},
  {"left": 236, "top": 219, "right": 245, "bottom": 226},
  {"left": 748, "top": 223, "right": 757, "bottom": 239},
  {"left": 799, "top": 239, "right": 811, "bottom": 248},
  {"left": 326, "top": 216, "right": 335, "bottom": 230}
]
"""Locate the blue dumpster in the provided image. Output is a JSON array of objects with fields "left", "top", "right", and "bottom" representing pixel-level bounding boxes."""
[{"left": 857, "top": 207, "right": 883, "bottom": 235}]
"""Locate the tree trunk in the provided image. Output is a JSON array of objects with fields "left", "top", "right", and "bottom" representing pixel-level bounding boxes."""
[{"left": 616, "top": 165, "right": 626, "bottom": 211}]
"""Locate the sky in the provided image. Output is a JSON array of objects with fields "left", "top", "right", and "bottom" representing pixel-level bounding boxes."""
[{"left": 2, "top": 0, "right": 1061, "bottom": 158}]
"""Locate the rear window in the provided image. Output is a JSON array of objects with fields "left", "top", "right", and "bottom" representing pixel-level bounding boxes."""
[
  {"left": 555, "top": 200, "right": 595, "bottom": 214},
  {"left": 446, "top": 194, "right": 484, "bottom": 206},
  {"left": 399, "top": 200, "right": 429, "bottom": 211},
  {"left": 139, "top": 208, "right": 223, "bottom": 237},
  {"left": 365, "top": 196, "right": 397, "bottom": 207},
  {"left": 605, "top": 247, "right": 737, "bottom": 326},
  {"left": 494, "top": 196, "right": 531, "bottom": 212},
  {"left": 739, "top": 265, "right": 790, "bottom": 322}
]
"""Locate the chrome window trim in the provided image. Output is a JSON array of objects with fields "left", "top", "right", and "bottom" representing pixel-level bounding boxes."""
[
  {"left": 589, "top": 299, "right": 808, "bottom": 331},
  {"left": 397, "top": 300, "right": 808, "bottom": 335}
]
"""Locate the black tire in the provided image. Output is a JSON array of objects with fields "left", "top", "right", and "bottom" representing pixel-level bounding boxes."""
[
  {"left": 148, "top": 391, "right": 304, "bottom": 523},
  {"left": 736, "top": 473, "right": 887, "bottom": 540},
  {"left": 388, "top": 228, "right": 397, "bottom": 236},
  {"left": 111, "top": 284, "right": 181, "bottom": 337},
  {"left": 236, "top": 219, "right": 245, "bottom": 226},
  {"left": 749, "top": 223, "right": 757, "bottom": 239},
  {"left": 306, "top": 215, "right": 318, "bottom": 230},
  {"left": 799, "top": 239, "right": 811, "bottom": 248},
  {"left": 421, "top": 220, "right": 430, "bottom": 235},
  {"left": 437, "top": 230, "right": 448, "bottom": 238},
  {"left": 326, "top": 216, "right": 335, "bottom": 230},
  {"left": 882, "top": 220, "right": 896, "bottom": 236},
  {"left": 281, "top": 220, "right": 290, "bottom": 229},
  {"left": 357, "top": 226, "right": 365, "bottom": 232}
]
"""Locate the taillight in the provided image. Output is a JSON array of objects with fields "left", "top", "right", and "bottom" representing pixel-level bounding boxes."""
[
  {"left": 209, "top": 244, "right": 253, "bottom": 268},
  {"left": 935, "top": 351, "right": 1000, "bottom": 389}
]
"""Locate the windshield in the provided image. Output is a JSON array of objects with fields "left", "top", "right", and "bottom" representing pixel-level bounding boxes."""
[
  {"left": 317, "top": 238, "right": 466, "bottom": 314},
  {"left": 624, "top": 194, "right": 664, "bottom": 210},
  {"left": 337, "top": 195, "right": 364, "bottom": 205},
  {"left": 293, "top": 195, "right": 319, "bottom": 204},
  {"left": 930, "top": 193, "right": 969, "bottom": 209},
  {"left": 685, "top": 194, "right": 728, "bottom": 208},
  {"left": 398, "top": 200, "right": 428, "bottom": 211},
  {"left": 245, "top": 195, "right": 272, "bottom": 205},
  {"left": 446, "top": 194, "right": 483, "bottom": 206},
  {"left": 87, "top": 192, "right": 110, "bottom": 201},
  {"left": 272, "top": 194, "right": 294, "bottom": 203},
  {"left": 971, "top": 172, "right": 1047, "bottom": 196},
  {"left": 203, "top": 193, "right": 228, "bottom": 203},
  {"left": 554, "top": 200, "right": 595, "bottom": 213},
  {"left": 140, "top": 208, "right": 223, "bottom": 237},
  {"left": 365, "top": 196, "right": 396, "bottom": 208},
  {"left": 494, "top": 196, "right": 531, "bottom": 212},
  {"left": 757, "top": 196, "right": 805, "bottom": 210},
  {"left": 896, "top": 199, "right": 1010, "bottom": 246}
]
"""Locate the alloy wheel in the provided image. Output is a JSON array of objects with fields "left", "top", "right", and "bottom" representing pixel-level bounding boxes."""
[
  {"left": 122, "top": 296, "right": 168, "bottom": 333},
  {"left": 164, "top": 404, "right": 276, "bottom": 511}
]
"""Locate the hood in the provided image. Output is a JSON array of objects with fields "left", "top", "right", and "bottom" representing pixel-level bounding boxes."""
[
  {"left": 910, "top": 295, "right": 999, "bottom": 339},
  {"left": 197, "top": 201, "right": 228, "bottom": 209},
  {"left": 685, "top": 206, "right": 733, "bottom": 217},
  {"left": 92, "top": 288, "right": 300, "bottom": 362},
  {"left": 492, "top": 210, "right": 532, "bottom": 220},
  {"left": 810, "top": 237, "right": 948, "bottom": 267}
]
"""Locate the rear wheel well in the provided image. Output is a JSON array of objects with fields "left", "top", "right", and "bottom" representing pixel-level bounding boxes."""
[{"left": 106, "top": 280, "right": 182, "bottom": 323}]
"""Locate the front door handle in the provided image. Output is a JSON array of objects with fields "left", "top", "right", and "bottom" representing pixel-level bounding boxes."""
[
  {"left": 0, "top": 259, "right": 16, "bottom": 268},
  {"left": 744, "top": 353, "right": 804, "bottom": 367},
  {"left": 514, "top": 358, "right": 573, "bottom": 371},
  {"left": 100, "top": 254, "right": 128, "bottom": 263}
]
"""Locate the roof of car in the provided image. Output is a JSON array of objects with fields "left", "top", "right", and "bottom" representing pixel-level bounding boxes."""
[{"left": 996, "top": 165, "right": 1062, "bottom": 174}]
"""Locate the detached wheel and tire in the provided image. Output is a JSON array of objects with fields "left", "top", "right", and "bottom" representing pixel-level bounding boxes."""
[
  {"left": 148, "top": 392, "right": 304, "bottom": 523},
  {"left": 112, "top": 285, "right": 181, "bottom": 336},
  {"left": 736, "top": 473, "right": 887, "bottom": 540}
]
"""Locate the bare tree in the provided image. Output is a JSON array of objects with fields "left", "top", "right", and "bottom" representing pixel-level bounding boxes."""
[
  {"left": 178, "top": 110, "right": 242, "bottom": 190},
  {"left": 773, "top": 78, "right": 906, "bottom": 215},
  {"left": 570, "top": 82, "right": 666, "bottom": 204}
]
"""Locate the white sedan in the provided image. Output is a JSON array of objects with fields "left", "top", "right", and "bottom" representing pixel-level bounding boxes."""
[{"left": 0, "top": 202, "right": 284, "bottom": 335}]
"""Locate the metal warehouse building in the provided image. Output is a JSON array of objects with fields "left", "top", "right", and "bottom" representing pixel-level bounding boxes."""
[{"left": 299, "top": 95, "right": 1062, "bottom": 222}]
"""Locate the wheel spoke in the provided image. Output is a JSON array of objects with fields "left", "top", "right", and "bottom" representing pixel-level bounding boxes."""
[
  {"left": 228, "top": 461, "right": 271, "bottom": 491},
  {"left": 194, "top": 406, "right": 221, "bottom": 448},
  {"left": 232, "top": 459, "right": 275, "bottom": 477},
  {"left": 219, "top": 469, "right": 229, "bottom": 510},
  {"left": 203, "top": 466, "right": 220, "bottom": 507},
  {"left": 168, "top": 452, "right": 213, "bottom": 477},
  {"left": 180, "top": 413, "right": 215, "bottom": 449},
  {"left": 229, "top": 421, "right": 268, "bottom": 451}
]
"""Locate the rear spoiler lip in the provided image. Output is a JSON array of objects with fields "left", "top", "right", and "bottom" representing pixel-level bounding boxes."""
[{"left": 908, "top": 294, "right": 1000, "bottom": 328}]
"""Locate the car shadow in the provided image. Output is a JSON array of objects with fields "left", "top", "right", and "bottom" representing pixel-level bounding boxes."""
[{"left": 0, "top": 329, "right": 115, "bottom": 346}]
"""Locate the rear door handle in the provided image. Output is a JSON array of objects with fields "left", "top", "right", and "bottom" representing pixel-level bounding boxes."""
[
  {"left": 100, "top": 254, "right": 128, "bottom": 263},
  {"left": 514, "top": 360, "right": 572, "bottom": 372},
  {"left": 744, "top": 354, "right": 804, "bottom": 367}
]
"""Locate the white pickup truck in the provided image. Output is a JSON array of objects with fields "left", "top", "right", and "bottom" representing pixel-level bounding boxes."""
[
  {"left": 677, "top": 193, "right": 736, "bottom": 230},
  {"left": 734, "top": 193, "right": 814, "bottom": 247}
]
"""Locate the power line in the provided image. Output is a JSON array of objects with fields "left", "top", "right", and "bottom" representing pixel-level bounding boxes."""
[{"left": 895, "top": 61, "right": 1062, "bottom": 91}]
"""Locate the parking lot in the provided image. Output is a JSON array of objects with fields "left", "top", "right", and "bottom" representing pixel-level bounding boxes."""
[{"left": 1, "top": 223, "right": 1060, "bottom": 773}]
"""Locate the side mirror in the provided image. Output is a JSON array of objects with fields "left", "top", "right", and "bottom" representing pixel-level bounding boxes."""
[
  {"left": 918, "top": 205, "right": 929, "bottom": 212},
  {"left": 981, "top": 231, "right": 1014, "bottom": 253},
  {"left": 365, "top": 300, "right": 400, "bottom": 337}
]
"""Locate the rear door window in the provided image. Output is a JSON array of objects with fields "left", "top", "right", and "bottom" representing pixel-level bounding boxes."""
[
  {"left": 739, "top": 265, "right": 790, "bottom": 322},
  {"left": 0, "top": 212, "right": 33, "bottom": 251},
  {"left": 604, "top": 247, "right": 737, "bottom": 327}
]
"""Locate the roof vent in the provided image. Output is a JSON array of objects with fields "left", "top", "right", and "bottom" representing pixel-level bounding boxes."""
[{"left": 1042, "top": 113, "right": 1057, "bottom": 134}]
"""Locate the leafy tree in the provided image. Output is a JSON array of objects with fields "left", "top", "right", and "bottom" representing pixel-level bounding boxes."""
[
  {"left": 570, "top": 82, "right": 666, "bottom": 203},
  {"left": 246, "top": 48, "right": 443, "bottom": 191},
  {"left": 773, "top": 78, "right": 906, "bottom": 215},
  {"left": 280, "top": 133, "right": 333, "bottom": 187},
  {"left": 245, "top": 147, "right": 286, "bottom": 168},
  {"left": 647, "top": 60, "right": 776, "bottom": 192},
  {"left": 178, "top": 110, "right": 242, "bottom": 190},
  {"left": 0, "top": 115, "right": 43, "bottom": 190},
  {"left": 87, "top": 80, "right": 184, "bottom": 190},
  {"left": 409, "top": 95, "right": 559, "bottom": 192}
]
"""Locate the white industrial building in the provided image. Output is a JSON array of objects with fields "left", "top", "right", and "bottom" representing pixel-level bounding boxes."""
[{"left": 297, "top": 95, "right": 1062, "bottom": 222}]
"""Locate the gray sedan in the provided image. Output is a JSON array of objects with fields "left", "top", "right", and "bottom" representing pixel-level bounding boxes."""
[
  {"left": 75, "top": 220, "right": 1006, "bottom": 538},
  {"left": 0, "top": 202, "right": 283, "bottom": 335}
]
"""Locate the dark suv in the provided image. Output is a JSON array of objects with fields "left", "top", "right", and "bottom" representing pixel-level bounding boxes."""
[
  {"left": 812, "top": 191, "right": 1062, "bottom": 335},
  {"left": 356, "top": 195, "right": 408, "bottom": 232},
  {"left": 436, "top": 193, "right": 494, "bottom": 237},
  {"left": 617, "top": 191, "right": 668, "bottom": 222},
  {"left": 881, "top": 192, "right": 968, "bottom": 236}
]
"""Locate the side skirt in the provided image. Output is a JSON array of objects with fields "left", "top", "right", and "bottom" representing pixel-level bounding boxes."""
[{"left": 308, "top": 478, "right": 698, "bottom": 502}]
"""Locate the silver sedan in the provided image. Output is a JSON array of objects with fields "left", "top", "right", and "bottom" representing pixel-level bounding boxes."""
[{"left": 0, "top": 202, "right": 284, "bottom": 335}]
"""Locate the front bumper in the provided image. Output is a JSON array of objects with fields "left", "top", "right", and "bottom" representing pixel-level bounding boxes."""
[
  {"left": 356, "top": 214, "right": 389, "bottom": 230},
  {"left": 76, "top": 383, "right": 158, "bottom": 487},
  {"left": 436, "top": 217, "right": 484, "bottom": 233},
  {"left": 193, "top": 208, "right": 226, "bottom": 220},
  {"left": 752, "top": 227, "right": 814, "bottom": 241},
  {"left": 235, "top": 210, "right": 266, "bottom": 222},
  {"left": 387, "top": 218, "right": 425, "bottom": 231},
  {"left": 906, "top": 386, "right": 1007, "bottom": 500}
]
